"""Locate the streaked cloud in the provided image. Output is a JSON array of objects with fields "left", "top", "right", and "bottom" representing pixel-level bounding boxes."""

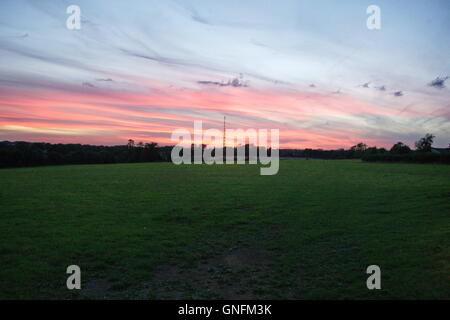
[
  {"left": 0, "top": 0, "right": 449, "bottom": 148},
  {"left": 198, "top": 76, "right": 248, "bottom": 88}
]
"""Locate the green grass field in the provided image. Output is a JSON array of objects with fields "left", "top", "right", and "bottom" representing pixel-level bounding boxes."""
[{"left": 0, "top": 160, "right": 449, "bottom": 299}]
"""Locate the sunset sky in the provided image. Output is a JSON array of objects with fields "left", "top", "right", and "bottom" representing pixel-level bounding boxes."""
[{"left": 0, "top": 0, "right": 449, "bottom": 149}]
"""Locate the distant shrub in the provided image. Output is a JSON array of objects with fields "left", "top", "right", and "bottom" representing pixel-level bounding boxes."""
[
  {"left": 362, "top": 152, "right": 450, "bottom": 164},
  {"left": 390, "top": 142, "right": 412, "bottom": 154}
]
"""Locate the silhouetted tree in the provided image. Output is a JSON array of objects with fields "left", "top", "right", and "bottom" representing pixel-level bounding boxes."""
[
  {"left": 390, "top": 142, "right": 411, "bottom": 154},
  {"left": 351, "top": 142, "right": 368, "bottom": 152},
  {"left": 415, "top": 134, "right": 435, "bottom": 152},
  {"left": 349, "top": 142, "right": 368, "bottom": 158}
]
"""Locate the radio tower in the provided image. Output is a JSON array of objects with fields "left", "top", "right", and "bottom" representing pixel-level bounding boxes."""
[{"left": 223, "top": 116, "right": 226, "bottom": 149}]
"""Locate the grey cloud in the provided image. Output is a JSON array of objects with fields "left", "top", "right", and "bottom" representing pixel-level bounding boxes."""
[
  {"left": 120, "top": 48, "right": 220, "bottom": 74},
  {"left": 82, "top": 82, "right": 95, "bottom": 88},
  {"left": 394, "top": 91, "right": 403, "bottom": 97},
  {"left": 0, "top": 41, "right": 104, "bottom": 74},
  {"left": 198, "top": 77, "right": 248, "bottom": 88},
  {"left": 121, "top": 49, "right": 173, "bottom": 64},
  {"left": 245, "top": 72, "right": 290, "bottom": 85},
  {"left": 0, "top": 73, "right": 110, "bottom": 98},
  {"left": 396, "top": 103, "right": 416, "bottom": 115},
  {"left": 428, "top": 76, "right": 449, "bottom": 89},
  {"left": 197, "top": 80, "right": 225, "bottom": 86},
  {"left": 173, "top": 0, "right": 211, "bottom": 25},
  {"left": 0, "top": 33, "right": 28, "bottom": 40},
  {"left": 96, "top": 78, "right": 114, "bottom": 82},
  {"left": 191, "top": 14, "right": 209, "bottom": 25}
]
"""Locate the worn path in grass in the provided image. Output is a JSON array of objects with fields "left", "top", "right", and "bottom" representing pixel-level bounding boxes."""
[{"left": 0, "top": 160, "right": 449, "bottom": 299}]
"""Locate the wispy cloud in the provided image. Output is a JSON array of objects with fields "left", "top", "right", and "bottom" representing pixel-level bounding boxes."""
[
  {"left": 359, "top": 82, "right": 370, "bottom": 88},
  {"left": 0, "top": 0, "right": 449, "bottom": 148},
  {"left": 197, "top": 76, "right": 248, "bottom": 88},
  {"left": 96, "top": 78, "right": 114, "bottom": 82},
  {"left": 82, "top": 82, "right": 95, "bottom": 88}
]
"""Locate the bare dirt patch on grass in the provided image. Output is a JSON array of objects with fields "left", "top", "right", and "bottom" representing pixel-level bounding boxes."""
[
  {"left": 136, "top": 224, "right": 301, "bottom": 299},
  {"left": 74, "top": 224, "right": 302, "bottom": 300},
  {"left": 79, "top": 279, "right": 117, "bottom": 299},
  {"left": 139, "top": 247, "right": 273, "bottom": 299}
]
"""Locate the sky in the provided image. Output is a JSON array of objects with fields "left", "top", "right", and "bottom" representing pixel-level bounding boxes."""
[{"left": 0, "top": 0, "right": 449, "bottom": 149}]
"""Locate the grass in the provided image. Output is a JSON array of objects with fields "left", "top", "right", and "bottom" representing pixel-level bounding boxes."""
[{"left": 0, "top": 160, "right": 449, "bottom": 299}]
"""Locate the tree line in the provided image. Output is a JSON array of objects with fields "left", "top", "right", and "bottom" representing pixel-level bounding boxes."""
[
  {"left": 1, "top": 134, "right": 448, "bottom": 168},
  {"left": 0, "top": 139, "right": 169, "bottom": 168},
  {"left": 361, "top": 134, "right": 450, "bottom": 164}
]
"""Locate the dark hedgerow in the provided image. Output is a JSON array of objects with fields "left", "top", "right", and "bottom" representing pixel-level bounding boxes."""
[
  {"left": 362, "top": 152, "right": 450, "bottom": 164},
  {"left": 0, "top": 141, "right": 170, "bottom": 168}
]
